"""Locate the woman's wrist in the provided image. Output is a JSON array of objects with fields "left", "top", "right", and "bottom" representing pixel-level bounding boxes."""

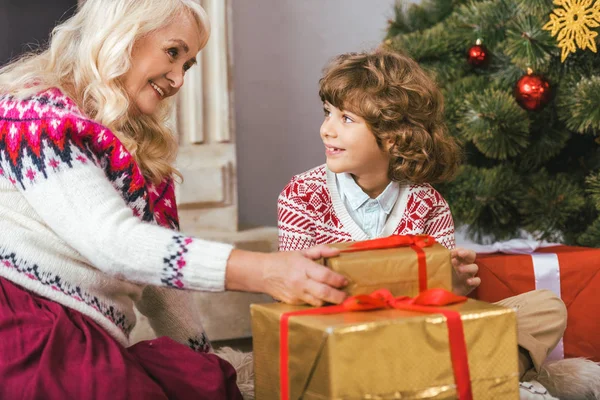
[{"left": 224, "top": 249, "right": 268, "bottom": 294}]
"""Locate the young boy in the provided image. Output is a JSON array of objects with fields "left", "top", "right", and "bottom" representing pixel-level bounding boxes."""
[{"left": 278, "top": 50, "right": 599, "bottom": 399}]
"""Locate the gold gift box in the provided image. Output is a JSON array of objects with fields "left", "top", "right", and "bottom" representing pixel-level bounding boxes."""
[
  {"left": 251, "top": 299, "right": 519, "bottom": 400},
  {"left": 318, "top": 240, "right": 452, "bottom": 297}
]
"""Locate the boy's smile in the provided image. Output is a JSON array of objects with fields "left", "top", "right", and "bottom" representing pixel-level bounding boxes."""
[{"left": 324, "top": 144, "right": 345, "bottom": 156}]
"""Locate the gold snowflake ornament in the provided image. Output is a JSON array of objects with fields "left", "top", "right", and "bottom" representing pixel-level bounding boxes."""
[{"left": 542, "top": 0, "right": 600, "bottom": 62}]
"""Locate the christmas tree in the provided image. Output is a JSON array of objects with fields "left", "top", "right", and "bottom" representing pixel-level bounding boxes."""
[{"left": 384, "top": 0, "right": 600, "bottom": 246}]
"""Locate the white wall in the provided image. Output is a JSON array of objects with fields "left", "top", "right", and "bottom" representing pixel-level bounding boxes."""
[{"left": 233, "top": 0, "right": 397, "bottom": 228}]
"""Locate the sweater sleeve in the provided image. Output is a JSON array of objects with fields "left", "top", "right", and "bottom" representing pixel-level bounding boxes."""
[
  {"left": 10, "top": 123, "right": 233, "bottom": 292},
  {"left": 423, "top": 188, "right": 456, "bottom": 250},
  {"left": 277, "top": 177, "right": 317, "bottom": 251},
  {"left": 134, "top": 285, "right": 213, "bottom": 352}
]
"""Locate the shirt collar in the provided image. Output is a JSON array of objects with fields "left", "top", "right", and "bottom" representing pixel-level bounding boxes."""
[
  {"left": 337, "top": 173, "right": 369, "bottom": 210},
  {"left": 336, "top": 172, "right": 399, "bottom": 213},
  {"left": 377, "top": 179, "right": 400, "bottom": 214}
]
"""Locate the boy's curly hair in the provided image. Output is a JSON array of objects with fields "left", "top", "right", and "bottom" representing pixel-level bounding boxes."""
[{"left": 318, "top": 50, "right": 461, "bottom": 184}]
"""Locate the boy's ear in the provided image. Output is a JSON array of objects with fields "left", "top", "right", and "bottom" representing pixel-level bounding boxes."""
[{"left": 383, "top": 138, "right": 395, "bottom": 152}]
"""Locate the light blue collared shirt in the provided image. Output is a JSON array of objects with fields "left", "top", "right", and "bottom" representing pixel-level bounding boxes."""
[{"left": 335, "top": 173, "right": 400, "bottom": 238}]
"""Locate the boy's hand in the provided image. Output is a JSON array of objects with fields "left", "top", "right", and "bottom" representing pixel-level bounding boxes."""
[{"left": 450, "top": 248, "right": 481, "bottom": 296}]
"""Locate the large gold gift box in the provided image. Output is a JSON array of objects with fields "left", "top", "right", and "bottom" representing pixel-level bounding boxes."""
[
  {"left": 318, "top": 238, "right": 452, "bottom": 297},
  {"left": 251, "top": 299, "right": 519, "bottom": 400}
]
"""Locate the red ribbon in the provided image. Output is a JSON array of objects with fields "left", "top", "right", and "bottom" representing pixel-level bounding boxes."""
[
  {"left": 340, "top": 234, "right": 436, "bottom": 293},
  {"left": 279, "top": 288, "right": 473, "bottom": 400}
]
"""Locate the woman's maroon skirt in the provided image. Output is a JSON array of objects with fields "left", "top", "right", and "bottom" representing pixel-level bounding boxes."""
[{"left": 0, "top": 277, "right": 242, "bottom": 399}]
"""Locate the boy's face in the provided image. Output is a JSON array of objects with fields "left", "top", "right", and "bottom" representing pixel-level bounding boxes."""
[{"left": 320, "top": 102, "right": 391, "bottom": 177}]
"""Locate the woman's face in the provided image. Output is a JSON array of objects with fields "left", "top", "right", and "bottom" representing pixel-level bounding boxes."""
[{"left": 123, "top": 12, "right": 202, "bottom": 115}]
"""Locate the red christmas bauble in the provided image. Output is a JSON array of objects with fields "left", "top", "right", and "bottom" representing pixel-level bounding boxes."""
[
  {"left": 514, "top": 72, "right": 552, "bottom": 111},
  {"left": 467, "top": 44, "right": 490, "bottom": 67}
]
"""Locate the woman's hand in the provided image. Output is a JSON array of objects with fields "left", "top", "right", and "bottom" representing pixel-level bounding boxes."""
[
  {"left": 450, "top": 248, "right": 481, "bottom": 296},
  {"left": 225, "top": 245, "right": 348, "bottom": 306}
]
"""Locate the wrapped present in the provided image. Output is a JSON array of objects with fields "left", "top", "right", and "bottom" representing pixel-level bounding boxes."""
[
  {"left": 251, "top": 289, "right": 519, "bottom": 400},
  {"left": 471, "top": 242, "right": 600, "bottom": 362},
  {"left": 318, "top": 234, "right": 452, "bottom": 297}
]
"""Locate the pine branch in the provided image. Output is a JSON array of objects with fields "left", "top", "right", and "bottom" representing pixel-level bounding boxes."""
[
  {"left": 546, "top": 133, "right": 600, "bottom": 176},
  {"left": 450, "top": 0, "right": 517, "bottom": 47},
  {"left": 443, "top": 75, "right": 490, "bottom": 128},
  {"left": 458, "top": 88, "right": 530, "bottom": 159},
  {"left": 516, "top": 100, "right": 570, "bottom": 170},
  {"left": 439, "top": 165, "right": 523, "bottom": 241},
  {"left": 521, "top": 172, "right": 586, "bottom": 241},
  {"left": 422, "top": 54, "right": 469, "bottom": 87},
  {"left": 488, "top": 48, "right": 527, "bottom": 87},
  {"left": 385, "top": 0, "right": 457, "bottom": 37},
  {"left": 557, "top": 76, "right": 600, "bottom": 134},
  {"left": 585, "top": 171, "right": 600, "bottom": 210},
  {"left": 562, "top": 199, "right": 598, "bottom": 245},
  {"left": 514, "top": 0, "right": 555, "bottom": 19},
  {"left": 385, "top": 21, "right": 471, "bottom": 62},
  {"left": 577, "top": 217, "right": 600, "bottom": 247},
  {"left": 504, "top": 14, "right": 555, "bottom": 70},
  {"left": 560, "top": 45, "right": 600, "bottom": 78},
  {"left": 517, "top": 116, "right": 569, "bottom": 169}
]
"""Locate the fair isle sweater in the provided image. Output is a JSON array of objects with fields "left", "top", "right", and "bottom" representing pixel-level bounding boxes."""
[
  {"left": 278, "top": 165, "right": 456, "bottom": 251},
  {"left": 0, "top": 88, "right": 233, "bottom": 351}
]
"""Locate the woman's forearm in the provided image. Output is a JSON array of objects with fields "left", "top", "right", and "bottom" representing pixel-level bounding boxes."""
[{"left": 224, "top": 249, "right": 268, "bottom": 293}]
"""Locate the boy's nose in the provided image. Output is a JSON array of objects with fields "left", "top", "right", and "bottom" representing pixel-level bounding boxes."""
[{"left": 320, "top": 120, "right": 337, "bottom": 138}]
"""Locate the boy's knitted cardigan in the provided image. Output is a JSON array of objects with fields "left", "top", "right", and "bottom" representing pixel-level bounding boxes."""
[
  {"left": 0, "top": 88, "right": 233, "bottom": 351},
  {"left": 278, "top": 165, "right": 456, "bottom": 251}
]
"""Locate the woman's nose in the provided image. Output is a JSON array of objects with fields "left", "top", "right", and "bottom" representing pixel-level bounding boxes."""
[{"left": 166, "top": 69, "right": 184, "bottom": 90}]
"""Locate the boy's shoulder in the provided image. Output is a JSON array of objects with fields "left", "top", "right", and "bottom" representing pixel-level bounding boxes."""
[
  {"left": 291, "top": 164, "right": 327, "bottom": 182},
  {"left": 406, "top": 183, "right": 448, "bottom": 206},
  {"left": 282, "top": 164, "right": 327, "bottom": 189},
  {"left": 279, "top": 164, "right": 328, "bottom": 200}
]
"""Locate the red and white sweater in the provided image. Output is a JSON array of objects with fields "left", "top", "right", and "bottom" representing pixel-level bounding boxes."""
[
  {"left": 278, "top": 165, "right": 455, "bottom": 251},
  {"left": 0, "top": 88, "right": 233, "bottom": 351}
]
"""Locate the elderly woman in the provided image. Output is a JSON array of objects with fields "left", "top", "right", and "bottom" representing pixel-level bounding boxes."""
[{"left": 0, "top": 0, "right": 348, "bottom": 398}]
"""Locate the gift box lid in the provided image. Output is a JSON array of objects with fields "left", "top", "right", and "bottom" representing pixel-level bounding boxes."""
[{"left": 318, "top": 241, "right": 452, "bottom": 296}]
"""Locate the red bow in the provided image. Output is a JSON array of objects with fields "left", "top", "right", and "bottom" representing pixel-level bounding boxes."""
[
  {"left": 280, "top": 288, "right": 473, "bottom": 400},
  {"left": 339, "top": 234, "right": 437, "bottom": 293},
  {"left": 341, "top": 234, "right": 436, "bottom": 253}
]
